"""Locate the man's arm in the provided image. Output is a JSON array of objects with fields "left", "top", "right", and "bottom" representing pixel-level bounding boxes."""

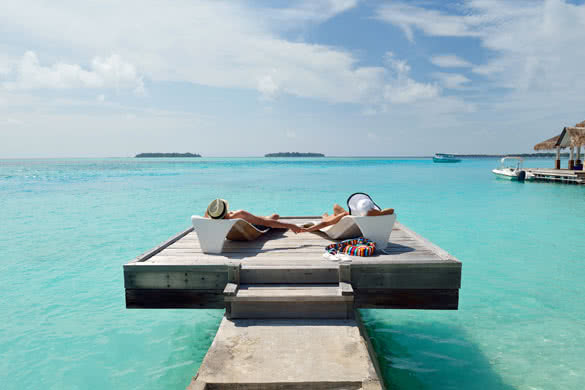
[{"left": 229, "top": 210, "right": 303, "bottom": 233}]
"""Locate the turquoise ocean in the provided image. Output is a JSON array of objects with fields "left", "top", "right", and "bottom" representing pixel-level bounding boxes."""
[{"left": 1, "top": 157, "right": 584, "bottom": 390}]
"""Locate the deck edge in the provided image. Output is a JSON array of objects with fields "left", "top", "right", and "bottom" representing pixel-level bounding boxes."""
[
  {"left": 126, "top": 227, "right": 194, "bottom": 265},
  {"left": 395, "top": 221, "right": 461, "bottom": 264}
]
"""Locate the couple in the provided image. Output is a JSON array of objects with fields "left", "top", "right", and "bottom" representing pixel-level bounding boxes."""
[{"left": 204, "top": 193, "right": 394, "bottom": 234}]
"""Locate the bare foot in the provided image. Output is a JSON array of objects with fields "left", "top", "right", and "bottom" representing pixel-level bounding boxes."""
[{"left": 333, "top": 203, "right": 346, "bottom": 215}]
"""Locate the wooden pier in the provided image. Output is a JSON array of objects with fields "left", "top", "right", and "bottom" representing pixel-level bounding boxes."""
[
  {"left": 124, "top": 217, "right": 462, "bottom": 389},
  {"left": 526, "top": 168, "right": 585, "bottom": 184}
]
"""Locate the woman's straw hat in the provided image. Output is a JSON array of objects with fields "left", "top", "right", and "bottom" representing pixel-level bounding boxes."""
[
  {"left": 347, "top": 193, "right": 381, "bottom": 216},
  {"left": 207, "top": 199, "right": 229, "bottom": 219}
]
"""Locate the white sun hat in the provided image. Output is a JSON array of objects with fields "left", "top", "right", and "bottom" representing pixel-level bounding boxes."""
[
  {"left": 346, "top": 193, "right": 381, "bottom": 216},
  {"left": 207, "top": 198, "right": 229, "bottom": 219}
]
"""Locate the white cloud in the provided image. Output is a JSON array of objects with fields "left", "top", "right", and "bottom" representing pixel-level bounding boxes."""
[
  {"left": 376, "top": 0, "right": 585, "bottom": 103},
  {"left": 270, "top": 0, "right": 359, "bottom": 25},
  {"left": 434, "top": 72, "right": 471, "bottom": 89},
  {"left": 257, "top": 75, "right": 280, "bottom": 100},
  {"left": 2, "top": 51, "right": 145, "bottom": 95},
  {"left": 0, "top": 0, "right": 440, "bottom": 107},
  {"left": 383, "top": 52, "right": 440, "bottom": 104},
  {"left": 431, "top": 55, "right": 472, "bottom": 68},
  {"left": 375, "top": 3, "right": 484, "bottom": 42},
  {"left": 286, "top": 130, "right": 297, "bottom": 138}
]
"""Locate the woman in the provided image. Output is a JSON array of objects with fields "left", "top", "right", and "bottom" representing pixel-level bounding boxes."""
[{"left": 304, "top": 193, "right": 394, "bottom": 233}]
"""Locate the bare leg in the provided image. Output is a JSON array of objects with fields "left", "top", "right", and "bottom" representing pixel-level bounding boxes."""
[{"left": 228, "top": 210, "right": 302, "bottom": 233}]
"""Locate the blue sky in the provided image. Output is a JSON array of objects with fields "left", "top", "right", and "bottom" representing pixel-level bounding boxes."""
[{"left": 1, "top": 0, "right": 585, "bottom": 157}]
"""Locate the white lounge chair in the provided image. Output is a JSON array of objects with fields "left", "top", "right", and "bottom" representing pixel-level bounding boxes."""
[
  {"left": 319, "top": 214, "right": 397, "bottom": 251},
  {"left": 191, "top": 216, "right": 269, "bottom": 254}
]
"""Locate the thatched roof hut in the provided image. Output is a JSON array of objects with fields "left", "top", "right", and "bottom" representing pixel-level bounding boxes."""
[
  {"left": 533, "top": 120, "right": 585, "bottom": 150},
  {"left": 534, "top": 135, "right": 561, "bottom": 151},
  {"left": 565, "top": 127, "right": 585, "bottom": 147}
]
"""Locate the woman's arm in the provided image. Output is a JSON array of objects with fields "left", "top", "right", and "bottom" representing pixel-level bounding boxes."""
[
  {"left": 366, "top": 208, "right": 394, "bottom": 216},
  {"left": 305, "top": 212, "right": 348, "bottom": 232}
]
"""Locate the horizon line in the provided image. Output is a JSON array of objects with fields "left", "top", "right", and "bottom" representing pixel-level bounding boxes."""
[{"left": 0, "top": 153, "right": 558, "bottom": 160}]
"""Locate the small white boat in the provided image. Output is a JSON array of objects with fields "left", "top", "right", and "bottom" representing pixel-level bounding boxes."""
[
  {"left": 433, "top": 153, "right": 461, "bottom": 163},
  {"left": 492, "top": 157, "right": 526, "bottom": 181}
]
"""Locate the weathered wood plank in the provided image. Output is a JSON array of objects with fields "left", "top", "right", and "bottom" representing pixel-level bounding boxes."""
[
  {"left": 156, "top": 247, "right": 436, "bottom": 259},
  {"left": 354, "top": 288, "right": 459, "bottom": 310},
  {"left": 124, "top": 270, "right": 228, "bottom": 289},
  {"left": 240, "top": 266, "right": 339, "bottom": 284},
  {"left": 127, "top": 227, "right": 194, "bottom": 264},
  {"left": 351, "top": 265, "right": 461, "bottom": 289},
  {"left": 125, "top": 289, "right": 224, "bottom": 309},
  {"left": 339, "top": 282, "right": 353, "bottom": 296},
  {"left": 223, "top": 282, "right": 238, "bottom": 296},
  {"left": 163, "top": 240, "right": 425, "bottom": 252}
]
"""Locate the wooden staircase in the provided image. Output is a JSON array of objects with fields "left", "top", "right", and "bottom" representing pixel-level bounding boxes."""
[{"left": 224, "top": 263, "right": 354, "bottom": 319}]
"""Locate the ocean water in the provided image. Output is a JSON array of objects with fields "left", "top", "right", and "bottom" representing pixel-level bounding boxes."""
[{"left": 1, "top": 157, "right": 584, "bottom": 390}]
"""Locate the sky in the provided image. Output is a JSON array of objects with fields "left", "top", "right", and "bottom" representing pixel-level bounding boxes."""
[{"left": 1, "top": 0, "right": 585, "bottom": 157}]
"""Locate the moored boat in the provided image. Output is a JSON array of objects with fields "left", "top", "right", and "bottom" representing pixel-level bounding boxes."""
[
  {"left": 433, "top": 153, "right": 461, "bottom": 163},
  {"left": 492, "top": 157, "right": 526, "bottom": 181}
]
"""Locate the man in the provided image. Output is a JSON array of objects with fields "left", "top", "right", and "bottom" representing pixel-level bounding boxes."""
[{"left": 205, "top": 198, "right": 303, "bottom": 233}]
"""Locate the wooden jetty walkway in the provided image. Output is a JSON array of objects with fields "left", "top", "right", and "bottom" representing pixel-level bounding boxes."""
[
  {"left": 124, "top": 217, "right": 462, "bottom": 389},
  {"left": 525, "top": 168, "right": 585, "bottom": 184}
]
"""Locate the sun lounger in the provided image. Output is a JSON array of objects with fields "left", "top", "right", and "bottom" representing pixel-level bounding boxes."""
[
  {"left": 191, "top": 216, "right": 270, "bottom": 254},
  {"left": 319, "top": 214, "right": 397, "bottom": 251}
]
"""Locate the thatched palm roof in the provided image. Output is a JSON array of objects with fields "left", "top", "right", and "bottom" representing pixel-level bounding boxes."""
[
  {"left": 533, "top": 120, "right": 585, "bottom": 150},
  {"left": 534, "top": 135, "right": 561, "bottom": 151},
  {"left": 565, "top": 126, "right": 585, "bottom": 147}
]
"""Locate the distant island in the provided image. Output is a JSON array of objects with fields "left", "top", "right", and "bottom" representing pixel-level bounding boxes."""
[
  {"left": 453, "top": 153, "right": 569, "bottom": 158},
  {"left": 264, "top": 152, "right": 325, "bottom": 157},
  {"left": 135, "top": 153, "right": 201, "bottom": 158}
]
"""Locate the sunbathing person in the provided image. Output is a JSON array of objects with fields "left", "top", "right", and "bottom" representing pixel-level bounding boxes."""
[
  {"left": 304, "top": 194, "right": 394, "bottom": 233},
  {"left": 204, "top": 198, "right": 303, "bottom": 233}
]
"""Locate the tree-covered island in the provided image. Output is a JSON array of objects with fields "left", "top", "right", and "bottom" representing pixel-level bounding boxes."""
[
  {"left": 264, "top": 152, "right": 325, "bottom": 157},
  {"left": 135, "top": 153, "right": 201, "bottom": 158}
]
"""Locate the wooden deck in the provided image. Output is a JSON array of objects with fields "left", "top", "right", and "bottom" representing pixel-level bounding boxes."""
[
  {"left": 526, "top": 168, "right": 585, "bottom": 184},
  {"left": 124, "top": 217, "right": 462, "bottom": 311}
]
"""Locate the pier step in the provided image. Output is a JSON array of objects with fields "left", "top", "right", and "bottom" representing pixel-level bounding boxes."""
[
  {"left": 224, "top": 283, "right": 354, "bottom": 319},
  {"left": 239, "top": 265, "right": 340, "bottom": 284}
]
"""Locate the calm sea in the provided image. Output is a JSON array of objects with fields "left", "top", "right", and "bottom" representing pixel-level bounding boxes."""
[{"left": 1, "top": 157, "right": 583, "bottom": 389}]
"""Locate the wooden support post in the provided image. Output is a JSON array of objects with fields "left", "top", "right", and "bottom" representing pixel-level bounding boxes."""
[
  {"left": 555, "top": 146, "right": 561, "bottom": 169},
  {"left": 339, "top": 263, "right": 351, "bottom": 283},
  {"left": 576, "top": 145, "right": 582, "bottom": 165},
  {"left": 227, "top": 262, "right": 240, "bottom": 284},
  {"left": 569, "top": 146, "right": 574, "bottom": 170},
  {"left": 339, "top": 264, "right": 353, "bottom": 318},
  {"left": 225, "top": 263, "right": 241, "bottom": 319}
]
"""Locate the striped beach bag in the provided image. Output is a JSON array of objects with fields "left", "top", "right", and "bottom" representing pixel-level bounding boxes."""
[{"left": 326, "top": 237, "right": 376, "bottom": 257}]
